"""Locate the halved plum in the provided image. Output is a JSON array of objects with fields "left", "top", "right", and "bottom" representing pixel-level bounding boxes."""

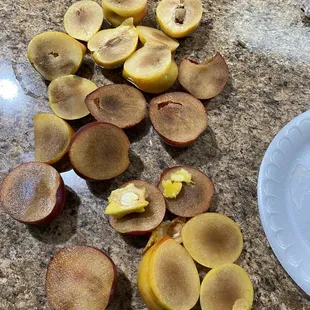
[
  {"left": 46, "top": 246, "right": 117, "bottom": 310},
  {"left": 0, "top": 162, "right": 65, "bottom": 224},
  {"left": 69, "top": 122, "right": 130, "bottom": 181},
  {"left": 102, "top": 0, "right": 147, "bottom": 17},
  {"left": 109, "top": 180, "right": 166, "bottom": 235},
  {"left": 158, "top": 166, "right": 214, "bottom": 217},
  {"left": 149, "top": 92, "right": 207, "bottom": 146},
  {"left": 85, "top": 84, "right": 147, "bottom": 128}
]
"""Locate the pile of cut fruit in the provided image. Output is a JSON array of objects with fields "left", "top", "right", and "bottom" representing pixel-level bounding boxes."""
[{"left": 0, "top": 0, "right": 254, "bottom": 309}]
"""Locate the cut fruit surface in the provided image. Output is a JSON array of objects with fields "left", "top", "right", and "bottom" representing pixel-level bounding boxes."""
[
  {"left": 156, "top": 0, "right": 203, "bottom": 38},
  {"left": 48, "top": 75, "right": 97, "bottom": 120},
  {"left": 102, "top": 0, "right": 147, "bottom": 17},
  {"left": 34, "top": 114, "right": 74, "bottom": 164},
  {"left": 109, "top": 180, "right": 166, "bottom": 234},
  {"left": 69, "top": 122, "right": 130, "bottom": 181},
  {"left": 88, "top": 18, "right": 138, "bottom": 69},
  {"left": 46, "top": 246, "right": 117, "bottom": 310},
  {"left": 27, "top": 31, "right": 84, "bottom": 81},
  {"left": 158, "top": 166, "right": 214, "bottom": 217},
  {"left": 64, "top": 0, "right": 104, "bottom": 41},
  {"left": 137, "top": 26, "right": 179, "bottom": 51},
  {"left": 178, "top": 53, "right": 229, "bottom": 99},
  {"left": 0, "top": 162, "right": 65, "bottom": 224},
  {"left": 149, "top": 92, "right": 207, "bottom": 146},
  {"left": 200, "top": 264, "right": 254, "bottom": 310},
  {"left": 85, "top": 84, "right": 147, "bottom": 128},
  {"left": 182, "top": 213, "right": 243, "bottom": 268},
  {"left": 148, "top": 237, "right": 200, "bottom": 310}
]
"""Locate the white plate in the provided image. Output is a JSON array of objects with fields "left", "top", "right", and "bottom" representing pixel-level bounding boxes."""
[{"left": 258, "top": 110, "right": 310, "bottom": 295}]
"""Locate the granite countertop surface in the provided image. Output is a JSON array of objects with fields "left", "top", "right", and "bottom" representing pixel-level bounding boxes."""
[{"left": 1, "top": 0, "right": 310, "bottom": 309}]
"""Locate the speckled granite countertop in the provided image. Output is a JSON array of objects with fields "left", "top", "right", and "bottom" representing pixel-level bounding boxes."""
[{"left": 1, "top": 0, "right": 310, "bottom": 309}]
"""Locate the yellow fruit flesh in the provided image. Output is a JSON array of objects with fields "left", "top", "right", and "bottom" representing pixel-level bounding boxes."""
[
  {"left": 102, "top": 0, "right": 147, "bottom": 17},
  {"left": 162, "top": 180, "right": 182, "bottom": 198},
  {"left": 170, "top": 168, "right": 192, "bottom": 183}
]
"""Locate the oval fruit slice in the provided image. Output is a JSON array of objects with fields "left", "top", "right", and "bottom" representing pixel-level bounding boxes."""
[
  {"left": 69, "top": 122, "right": 130, "bottom": 181},
  {"left": 85, "top": 84, "right": 147, "bottom": 128},
  {"left": 102, "top": 0, "right": 147, "bottom": 17},
  {"left": 109, "top": 180, "right": 166, "bottom": 235},
  {"left": 64, "top": 0, "right": 104, "bottom": 41},
  {"left": 137, "top": 26, "right": 179, "bottom": 52},
  {"left": 182, "top": 213, "right": 243, "bottom": 268},
  {"left": 46, "top": 246, "right": 117, "bottom": 310},
  {"left": 200, "top": 264, "right": 254, "bottom": 310},
  {"left": 34, "top": 114, "right": 74, "bottom": 165},
  {"left": 178, "top": 53, "right": 229, "bottom": 99},
  {"left": 149, "top": 92, "right": 207, "bottom": 146},
  {"left": 48, "top": 75, "right": 97, "bottom": 120},
  {"left": 27, "top": 31, "right": 85, "bottom": 81},
  {"left": 148, "top": 237, "right": 200, "bottom": 310},
  {"left": 156, "top": 0, "right": 202, "bottom": 38},
  {"left": 0, "top": 162, "right": 65, "bottom": 224},
  {"left": 88, "top": 18, "right": 138, "bottom": 69},
  {"left": 158, "top": 166, "right": 214, "bottom": 217}
]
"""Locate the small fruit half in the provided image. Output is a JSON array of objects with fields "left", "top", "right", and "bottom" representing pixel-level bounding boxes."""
[
  {"left": 27, "top": 31, "right": 85, "bottom": 81},
  {"left": 200, "top": 264, "right": 254, "bottom": 310},
  {"left": 158, "top": 166, "right": 214, "bottom": 217},
  {"left": 46, "top": 246, "right": 117, "bottom": 310},
  {"left": 136, "top": 26, "right": 179, "bottom": 52},
  {"left": 64, "top": 0, "right": 104, "bottom": 41},
  {"left": 34, "top": 114, "right": 74, "bottom": 165},
  {"left": 156, "top": 0, "right": 203, "bottom": 38},
  {"left": 109, "top": 180, "right": 166, "bottom": 235},
  {"left": 0, "top": 162, "right": 65, "bottom": 224},
  {"left": 149, "top": 92, "right": 207, "bottom": 146},
  {"left": 88, "top": 18, "right": 138, "bottom": 69},
  {"left": 102, "top": 0, "right": 147, "bottom": 17},
  {"left": 48, "top": 75, "right": 97, "bottom": 120},
  {"left": 178, "top": 53, "right": 229, "bottom": 99},
  {"left": 69, "top": 122, "right": 130, "bottom": 181}
]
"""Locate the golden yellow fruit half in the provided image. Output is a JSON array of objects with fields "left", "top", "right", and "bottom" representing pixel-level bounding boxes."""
[
  {"left": 88, "top": 18, "right": 138, "bottom": 69},
  {"left": 48, "top": 75, "right": 97, "bottom": 120},
  {"left": 34, "top": 114, "right": 74, "bottom": 165},
  {"left": 102, "top": 0, "right": 147, "bottom": 17},
  {"left": 156, "top": 0, "right": 202, "bottom": 38},
  {"left": 200, "top": 264, "right": 254, "bottom": 310},
  {"left": 27, "top": 32, "right": 84, "bottom": 81}
]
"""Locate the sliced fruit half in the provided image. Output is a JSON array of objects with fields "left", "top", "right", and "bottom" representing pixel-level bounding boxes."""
[
  {"left": 102, "top": 0, "right": 147, "bottom": 17},
  {"left": 178, "top": 52, "right": 229, "bottom": 99},
  {"left": 64, "top": 0, "right": 104, "bottom": 41},
  {"left": 156, "top": 0, "right": 203, "bottom": 38},
  {"left": 200, "top": 264, "right": 254, "bottom": 310},
  {"left": 69, "top": 122, "right": 130, "bottom": 181},
  {"left": 149, "top": 92, "right": 207, "bottom": 146},
  {"left": 158, "top": 166, "right": 214, "bottom": 217},
  {"left": 109, "top": 180, "right": 166, "bottom": 235},
  {"left": 0, "top": 162, "right": 65, "bottom": 224},
  {"left": 27, "top": 31, "right": 85, "bottom": 81},
  {"left": 46, "top": 246, "right": 117, "bottom": 310},
  {"left": 48, "top": 75, "right": 97, "bottom": 120},
  {"left": 34, "top": 114, "right": 74, "bottom": 165},
  {"left": 88, "top": 18, "right": 138, "bottom": 69}
]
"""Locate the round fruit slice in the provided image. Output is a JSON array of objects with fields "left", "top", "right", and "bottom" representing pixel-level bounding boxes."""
[
  {"left": 158, "top": 166, "right": 214, "bottom": 217},
  {"left": 27, "top": 31, "right": 85, "bottom": 81},
  {"left": 178, "top": 53, "right": 229, "bottom": 99},
  {"left": 148, "top": 237, "right": 200, "bottom": 310},
  {"left": 109, "top": 180, "right": 166, "bottom": 235},
  {"left": 69, "top": 122, "right": 130, "bottom": 181},
  {"left": 48, "top": 75, "right": 97, "bottom": 120},
  {"left": 200, "top": 264, "right": 254, "bottom": 310},
  {"left": 64, "top": 1, "right": 104, "bottom": 41},
  {"left": 0, "top": 162, "right": 65, "bottom": 224},
  {"left": 34, "top": 114, "right": 74, "bottom": 165},
  {"left": 182, "top": 213, "right": 243, "bottom": 268},
  {"left": 156, "top": 0, "right": 203, "bottom": 38},
  {"left": 149, "top": 92, "right": 207, "bottom": 146},
  {"left": 85, "top": 84, "right": 147, "bottom": 128},
  {"left": 137, "top": 26, "right": 179, "bottom": 52},
  {"left": 88, "top": 18, "right": 138, "bottom": 69},
  {"left": 102, "top": 0, "right": 147, "bottom": 17},
  {"left": 46, "top": 246, "right": 117, "bottom": 310}
]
